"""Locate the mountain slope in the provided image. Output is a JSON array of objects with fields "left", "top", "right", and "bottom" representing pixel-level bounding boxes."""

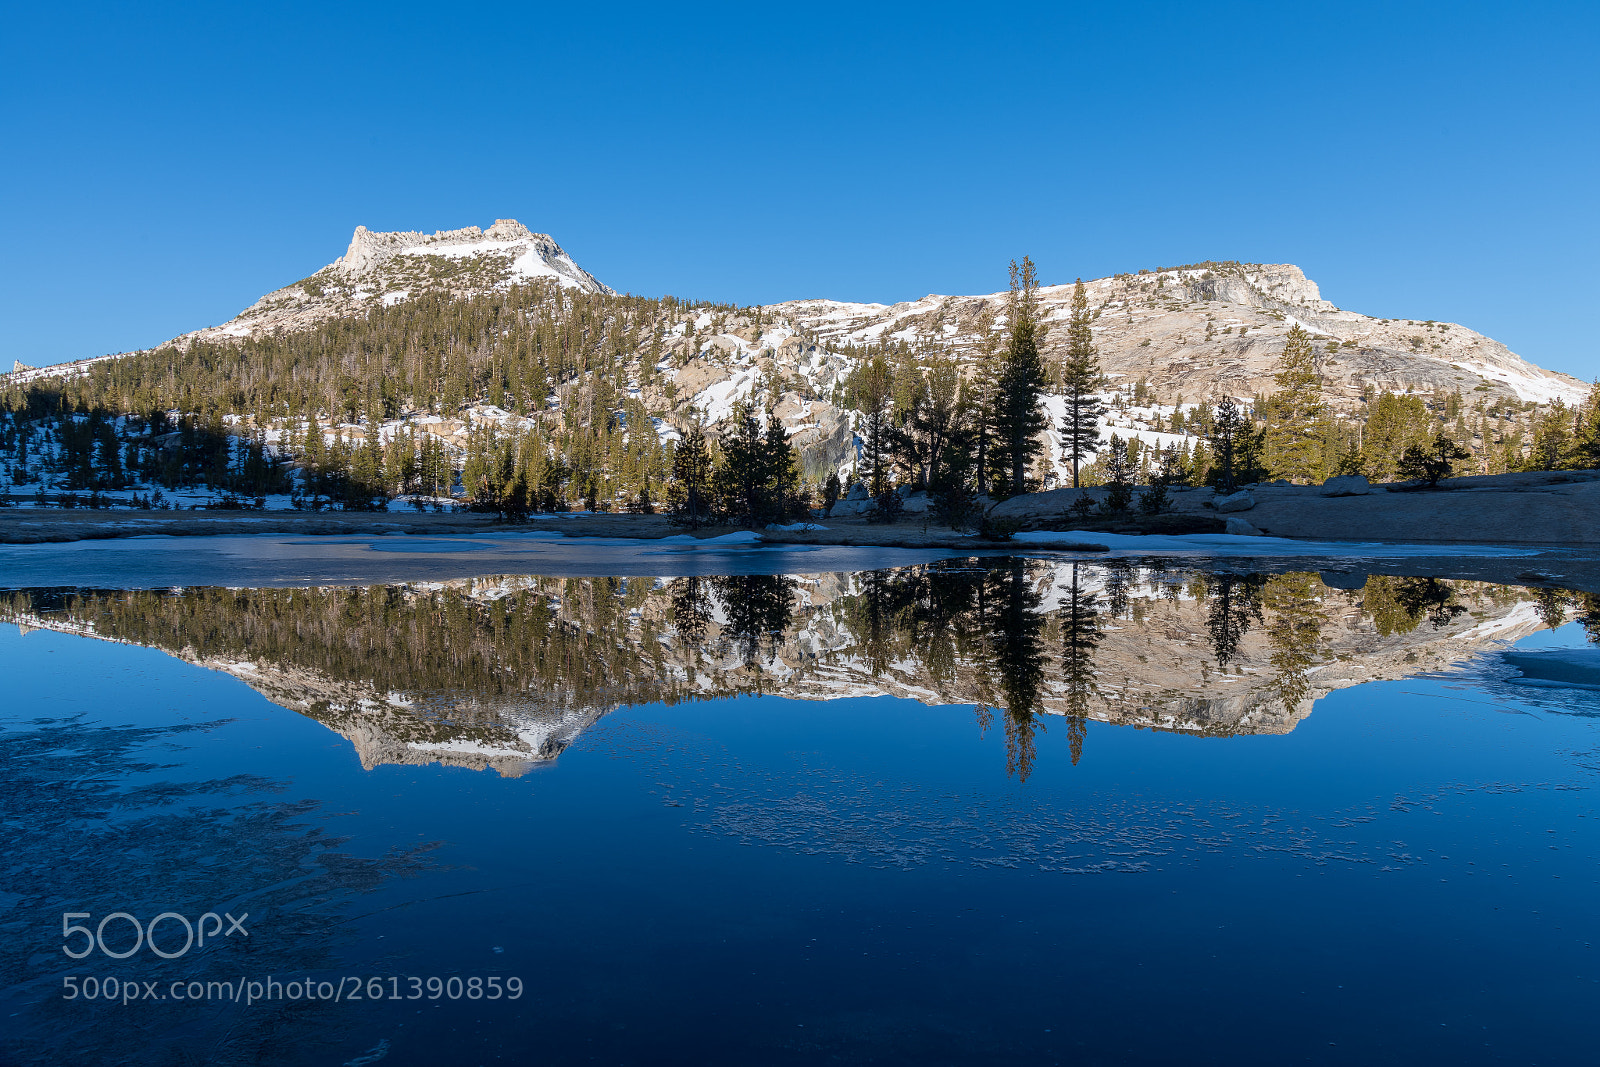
[
  {"left": 195, "top": 218, "right": 611, "bottom": 342},
  {"left": 767, "top": 263, "right": 1587, "bottom": 408}
]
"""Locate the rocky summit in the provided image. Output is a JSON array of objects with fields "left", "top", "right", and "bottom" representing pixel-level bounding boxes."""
[{"left": 189, "top": 219, "right": 612, "bottom": 343}]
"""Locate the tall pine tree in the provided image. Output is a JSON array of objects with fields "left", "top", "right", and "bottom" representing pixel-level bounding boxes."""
[
  {"left": 989, "top": 257, "right": 1048, "bottom": 497},
  {"left": 1057, "top": 278, "right": 1105, "bottom": 488},
  {"left": 670, "top": 425, "right": 713, "bottom": 526},
  {"left": 1262, "top": 325, "right": 1328, "bottom": 482}
]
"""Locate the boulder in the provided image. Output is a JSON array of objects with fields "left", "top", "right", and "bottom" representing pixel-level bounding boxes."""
[
  {"left": 1215, "top": 490, "right": 1256, "bottom": 513},
  {"left": 900, "top": 491, "right": 932, "bottom": 513},
  {"left": 829, "top": 496, "right": 878, "bottom": 517},
  {"left": 1224, "top": 517, "right": 1263, "bottom": 536},
  {"left": 846, "top": 481, "right": 869, "bottom": 501},
  {"left": 1320, "top": 474, "right": 1371, "bottom": 497}
]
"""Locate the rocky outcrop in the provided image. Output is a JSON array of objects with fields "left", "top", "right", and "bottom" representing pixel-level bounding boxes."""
[
  {"left": 1320, "top": 474, "right": 1372, "bottom": 497},
  {"left": 765, "top": 263, "right": 1588, "bottom": 410}
]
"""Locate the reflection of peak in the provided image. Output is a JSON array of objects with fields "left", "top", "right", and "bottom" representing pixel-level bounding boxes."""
[
  {"left": 194, "top": 657, "right": 605, "bottom": 777},
  {"left": 0, "top": 566, "right": 1570, "bottom": 780}
]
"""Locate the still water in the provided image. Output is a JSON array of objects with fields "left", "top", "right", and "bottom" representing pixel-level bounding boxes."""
[{"left": 1, "top": 559, "right": 1596, "bottom": 1065}]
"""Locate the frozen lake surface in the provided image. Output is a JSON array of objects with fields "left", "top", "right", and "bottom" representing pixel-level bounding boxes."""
[{"left": 0, "top": 529, "right": 1553, "bottom": 588}]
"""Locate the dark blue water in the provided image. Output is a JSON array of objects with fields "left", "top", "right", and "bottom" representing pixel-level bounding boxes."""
[{"left": 1, "top": 574, "right": 1596, "bottom": 1066}]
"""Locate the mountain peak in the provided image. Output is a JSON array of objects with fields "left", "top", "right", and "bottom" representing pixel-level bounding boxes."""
[
  {"left": 185, "top": 219, "right": 612, "bottom": 341},
  {"left": 485, "top": 218, "right": 534, "bottom": 240}
]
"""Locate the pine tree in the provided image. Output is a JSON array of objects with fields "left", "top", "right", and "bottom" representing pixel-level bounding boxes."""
[
  {"left": 1262, "top": 325, "right": 1327, "bottom": 482},
  {"left": 848, "top": 355, "right": 894, "bottom": 495},
  {"left": 1397, "top": 432, "right": 1472, "bottom": 486},
  {"left": 712, "top": 406, "right": 773, "bottom": 525},
  {"left": 989, "top": 257, "right": 1049, "bottom": 497},
  {"left": 968, "top": 303, "right": 1000, "bottom": 497},
  {"left": 1207, "top": 397, "right": 1248, "bottom": 491},
  {"left": 1098, "top": 434, "right": 1134, "bottom": 514},
  {"left": 763, "top": 412, "right": 801, "bottom": 521},
  {"left": 1575, "top": 381, "right": 1600, "bottom": 468},
  {"left": 1362, "top": 392, "right": 1433, "bottom": 480},
  {"left": 1525, "top": 399, "right": 1574, "bottom": 471},
  {"left": 1057, "top": 278, "right": 1105, "bottom": 488}
]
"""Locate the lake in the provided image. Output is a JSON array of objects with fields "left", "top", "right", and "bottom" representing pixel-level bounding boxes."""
[{"left": 1, "top": 555, "right": 1596, "bottom": 1065}]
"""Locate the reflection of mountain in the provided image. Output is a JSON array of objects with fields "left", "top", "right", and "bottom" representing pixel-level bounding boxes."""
[{"left": 4, "top": 564, "right": 1593, "bottom": 778}]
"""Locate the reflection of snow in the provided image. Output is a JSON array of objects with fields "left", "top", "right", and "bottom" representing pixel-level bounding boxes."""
[{"left": 1451, "top": 601, "right": 1542, "bottom": 640}]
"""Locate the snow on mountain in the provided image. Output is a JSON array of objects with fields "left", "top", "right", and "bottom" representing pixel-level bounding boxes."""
[
  {"left": 765, "top": 264, "right": 1590, "bottom": 409},
  {"left": 196, "top": 218, "right": 611, "bottom": 342}
]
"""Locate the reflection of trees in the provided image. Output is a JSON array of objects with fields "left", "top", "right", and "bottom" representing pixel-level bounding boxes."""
[
  {"left": 1574, "top": 592, "right": 1600, "bottom": 644},
  {"left": 1205, "top": 574, "right": 1265, "bottom": 667},
  {"left": 843, "top": 568, "right": 902, "bottom": 677},
  {"left": 709, "top": 575, "right": 797, "bottom": 669},
  {"left": 670, "top": 577, "right": 712, "bottom": 649},
  {"left": 983, "top": 560, "right": 1049, "bottom": 782},
  {"left": 1, "top": 582, "right": 684, "bottom": 728},
  {"left": 1059, "top": 562, "right": 1102, "bottom": 765},
  {"left": 13, "top": 563, "right": 1572, "bottom": 788},
  {"left": 1362, "top": 577, "right": 1465, "bottom": 635},
  {"left": 1533, "top": 588, "right": 1568, "bottom": 632},
  {"left": 1101, "top": 560, "right": 1132, "bottom": 620},
  {"left": 1261, "top": 573, "right": 1325, "bottom": 712}
]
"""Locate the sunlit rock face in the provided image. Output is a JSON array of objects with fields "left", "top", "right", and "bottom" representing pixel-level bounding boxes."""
[{"left": 3, "top": 563, "right": 1584, "bottom": 777}]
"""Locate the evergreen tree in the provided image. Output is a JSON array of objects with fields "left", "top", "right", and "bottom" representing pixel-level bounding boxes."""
[
  {"left": 1397, "top": 432, "right": 1471, "bottom": 486},
  {"left": 1057, "top": 278, "right": 1105, "bottom": 488},
  {"left": 968, "top": 303, "right": 1001, "bottom": 497},
  {"left": 822, "top": 471, "right": 841, "bottom": 513},
  {"left": 712, "top": 406, "right": 774, "bottom": 525},
  {"left": 1524, "top": 399, "right": 1574, "bottom": 471},
  {"left": 1098, "top": 434, "right": 1134, "bottom": 514},
  {"left": 669, "top": 425, "right": 713, "bottom": 526},
  {"left": 763, "top": 412, "right": 802, "bottom": 521},
  {"left": 1207, "top": 397, "right": 1249, "bottom": 491},
  {"left": 989, "top": 257, "right": 1049, "bottom": 497},
  {"left": 1262, "top": 325, "right": 1327, "bottom": 482},
  {"left": 1576, "top": 381, "right": 1600, "bottom": 468},
  {"left": 848, "top": 355, "right": 895, "bottom": 495},
  {"left": 1362, "top": 392, "right": 1433, "bottom": 480}
]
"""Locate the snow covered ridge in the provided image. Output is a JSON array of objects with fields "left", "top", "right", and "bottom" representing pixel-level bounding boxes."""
[
  {"left": 764, "top": 263, "right": 1590, "bottom": 408},
  {"left": 3, "top": 236, "right": 1587, "bottom": 418}
]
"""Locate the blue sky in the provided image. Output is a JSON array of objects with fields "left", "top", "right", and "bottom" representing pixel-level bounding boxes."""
[{"left": 3, "top": 1, "right": 1596, "bottom": 379}]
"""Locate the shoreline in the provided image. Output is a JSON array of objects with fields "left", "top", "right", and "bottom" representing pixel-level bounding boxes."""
[
  {"left": 1, "top": 504, "right": 1598, "bottom": 596},
  {"left": 3, "top": 468, "right": 1597, "bottom": 549}
]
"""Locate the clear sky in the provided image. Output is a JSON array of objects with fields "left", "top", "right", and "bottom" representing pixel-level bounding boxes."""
[{"left": 3, "top": 1, "right": 1596, "bottom": 379}]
